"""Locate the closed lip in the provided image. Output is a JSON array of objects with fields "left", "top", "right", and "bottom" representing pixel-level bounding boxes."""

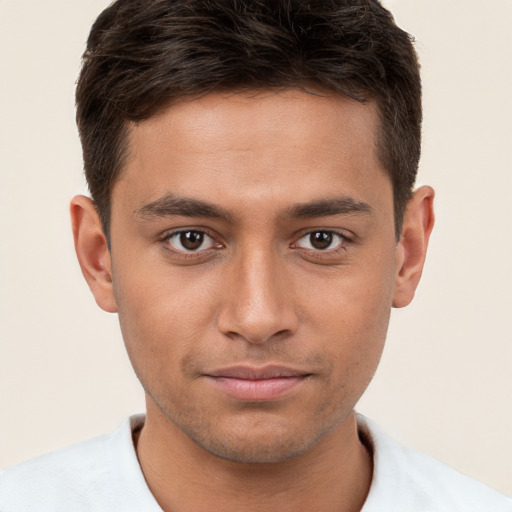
[
  {"left": 205, "top": 365, "right": 311, "bottom": 380},
  {"left": 204, "top": 365, "right": 311, "bottom": 401}
]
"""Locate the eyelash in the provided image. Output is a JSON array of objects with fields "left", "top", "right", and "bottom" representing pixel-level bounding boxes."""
[
  {"left": 161, "top": 229, "right": 222, "bottom": 260},
  {"left": 160, "top": 228, "right": 352, "bottom": 260},
  {"left": 291, "top": 230, "right": 352, "bottom": 259}
]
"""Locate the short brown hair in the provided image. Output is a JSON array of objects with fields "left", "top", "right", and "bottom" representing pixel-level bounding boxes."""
[{"left": 76, "top": 0, "right": 421, "bottom": 239}]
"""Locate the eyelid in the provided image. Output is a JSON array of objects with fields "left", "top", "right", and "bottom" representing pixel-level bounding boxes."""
[
  {"left": 160, "top": 227, "right": 223, "bottom": 256},
  {"left": 293, "top": 229, "right": 351, "bottom": 246},
  {"left": 170, "top": 231, "right": 213, "bottom": 250},
  {"left": 290, "top": 229, "right": 354, "bottom": 262}
]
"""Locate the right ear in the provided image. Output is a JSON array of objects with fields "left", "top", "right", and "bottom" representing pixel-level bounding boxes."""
[{"left": 70, "top": 195, "right": 117, "bottom": 313}]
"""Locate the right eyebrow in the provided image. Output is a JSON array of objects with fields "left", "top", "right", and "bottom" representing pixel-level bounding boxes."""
[{"left": 135, "top": 194, "right": 232, "bottom": 222}]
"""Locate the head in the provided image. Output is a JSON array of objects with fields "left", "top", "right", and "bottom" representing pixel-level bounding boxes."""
[
  {"left": 76, "top": 0, "right": 422, "bottom": 241},
  {"left": 72, "top": 0, "right": 434, "bottom": 465}
]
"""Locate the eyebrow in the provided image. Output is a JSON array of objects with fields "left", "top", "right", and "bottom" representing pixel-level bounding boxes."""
[
  {"left": 285, "top": 197, "right": 373, "bottom": 218},
  {"left": 135, "top": 194, "right": 232, "bottom": 221},
  {"left": 135, "top": 193, "right": 373, "bottom": 222}
]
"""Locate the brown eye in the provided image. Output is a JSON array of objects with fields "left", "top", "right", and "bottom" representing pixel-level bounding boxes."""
[
  {"left": 180, "top": 231, "right": 204, "bottom": 250},
  {"left": 166, "top": 230, "right": 216, "bottom": 252},
  {"left": 309, "top": 231, "right": 333, "bottom": 250},
  {"left": 295, "top": 230, "right": 345, "bottom": 251}
]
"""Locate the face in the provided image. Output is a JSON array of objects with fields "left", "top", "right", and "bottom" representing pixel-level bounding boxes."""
[{"left": 108, "top": 90, "right": 399, "bottom": 463}]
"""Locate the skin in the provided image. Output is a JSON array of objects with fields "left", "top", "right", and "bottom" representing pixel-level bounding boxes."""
[{"left": 71, "top": 89, "right": 434, "bottom": 512}]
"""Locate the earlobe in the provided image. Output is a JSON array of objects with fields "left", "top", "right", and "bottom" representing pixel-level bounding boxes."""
[
  {"left": 70, "top": 195, "right": 117, "bottom": 313},
  {"left": 393, "top": 186, "right": 435, "bottom": 308}
]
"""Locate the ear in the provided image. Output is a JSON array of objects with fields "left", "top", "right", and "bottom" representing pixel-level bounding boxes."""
[
  {"left": 393, "top": 186, "right": 435, "bottom": 308},
  {"left": 70, "top": 195, "right": 117, "bottom": 313}
]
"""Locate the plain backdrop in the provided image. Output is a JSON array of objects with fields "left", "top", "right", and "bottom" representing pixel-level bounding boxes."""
[{"left": 1, "top": 0, "right": 511, "bottom": 497}]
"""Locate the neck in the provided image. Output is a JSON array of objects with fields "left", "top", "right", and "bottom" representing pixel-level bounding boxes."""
[{"left": 135, "top": 402, "right": 373, "bottom": 512}]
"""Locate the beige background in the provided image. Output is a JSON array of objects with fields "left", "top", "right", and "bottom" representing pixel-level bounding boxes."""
[{"left": 1, "top": 0, "right": 511, "bottom": 496}]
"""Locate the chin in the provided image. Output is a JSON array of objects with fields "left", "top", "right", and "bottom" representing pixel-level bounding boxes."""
[
  {"left": 191, "top": 433, "right": 313, "bottom": 464},
  {"left": 180, "top": 414, "right": 343, "bottom": 465}
]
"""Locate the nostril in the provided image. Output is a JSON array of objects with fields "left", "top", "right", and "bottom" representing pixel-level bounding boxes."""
[{"left": 220, "top": 327, "right": 293, "bottom": 345}]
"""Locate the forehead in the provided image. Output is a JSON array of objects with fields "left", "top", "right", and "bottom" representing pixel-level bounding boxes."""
[
  {"left": 129, "top": 89, "right": 379, "bottom": 158},
  {"left": 114, "top": 89, "right": 388, "bottom": 219}
]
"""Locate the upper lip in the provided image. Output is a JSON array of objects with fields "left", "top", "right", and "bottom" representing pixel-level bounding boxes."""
[{"left": 206, "top": 365, "right": 310, "bottom": 380}]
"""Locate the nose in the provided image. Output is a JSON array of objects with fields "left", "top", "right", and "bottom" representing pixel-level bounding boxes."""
[{"left": 217, "top": 244, "right": 299, "bottom": 345}]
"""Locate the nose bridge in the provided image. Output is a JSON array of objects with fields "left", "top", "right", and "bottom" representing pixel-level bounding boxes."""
[{"left": 218, "top": 238, "right": 297, "bottom": 344}]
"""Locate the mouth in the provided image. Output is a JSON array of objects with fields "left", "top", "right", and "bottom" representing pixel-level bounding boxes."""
[{"left": 204, "top": 365, "right": 311, "bottom": 401}]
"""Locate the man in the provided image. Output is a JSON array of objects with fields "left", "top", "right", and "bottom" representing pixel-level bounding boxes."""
[{"left": 0, "top": 0, "right": 510, "bottom": 510}]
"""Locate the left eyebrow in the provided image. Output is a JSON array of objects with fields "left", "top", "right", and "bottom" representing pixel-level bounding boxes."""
[{"left": 285, "top": 197, "right": 373, "bottom": 218}]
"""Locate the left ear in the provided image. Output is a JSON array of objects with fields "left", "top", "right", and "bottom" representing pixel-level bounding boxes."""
[{"left": 393, "top": 185, "right": 435, "bottom": 308}]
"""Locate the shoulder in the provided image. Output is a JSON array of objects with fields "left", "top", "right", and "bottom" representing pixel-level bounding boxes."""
[
  {"left": 358, "top": 414, "right": 512, "bottom": 512},
  {"left": 0, "top": 415, "right": 159, "bottom": 512},
  {"left": 0, "top": 431, "right": 114, "bottom": 511}
]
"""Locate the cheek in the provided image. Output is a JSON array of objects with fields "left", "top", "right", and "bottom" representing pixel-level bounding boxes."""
[
  {"left": 301, "top": 253, "right": 395, "bottom": 332},
  {"left": 111, "top": 259, "right": 220, "bottom": 379},
  {"left": 299, "top": 252, "right": 395, "bottom": 379}
]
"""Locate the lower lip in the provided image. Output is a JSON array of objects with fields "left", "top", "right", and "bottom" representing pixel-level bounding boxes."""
[{"left": 206, "top": 376, "right": 307, "bottom": 401}]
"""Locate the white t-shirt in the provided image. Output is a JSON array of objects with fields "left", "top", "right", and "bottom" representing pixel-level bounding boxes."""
[{"left": 0, "top": 414, "right": 510, "bottom": 511}]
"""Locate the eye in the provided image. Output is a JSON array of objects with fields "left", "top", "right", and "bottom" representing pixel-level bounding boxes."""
[
  {"left": 295, "top": 230, "right": 346, "bottom": 251},
  {"left": 165, "top": 230, "right": 217, "bottom": 252}
]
